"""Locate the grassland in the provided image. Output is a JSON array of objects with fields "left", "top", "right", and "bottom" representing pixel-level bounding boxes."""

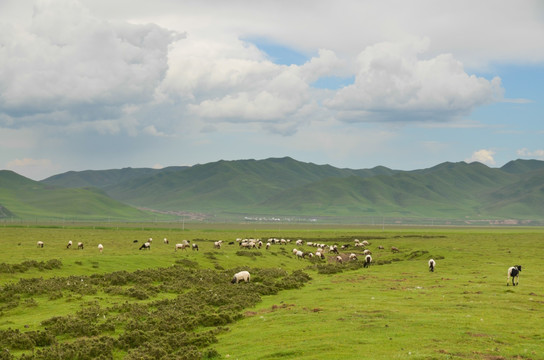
[{"left": 0, "top": 223, "right": 543, "bottom": 359}]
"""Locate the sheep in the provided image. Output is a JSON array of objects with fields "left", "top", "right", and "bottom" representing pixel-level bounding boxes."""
[
  {"left": 378, "top": 245, "right": 384, "bottom": 250},
  {"left": 139, "top": 242, "right": 151, "bottom": 250},
  {"left": 231, "top": 270, "right": 250, "bottom": 284},
  {"left": 330, "top": 245, "right": 339, "bottom": 254},
  {"left": 66, "top": 240, "right": 72, "bottom": 249},
  {"left": 507, "top": 265, "right": 522, "bottom": 286},
  {"left": 362, "top": 240, "right": 370, "bottom": 246},
  {"left": 266, "top": 242, "right": 271, "bottom": 250},
  {"left": 175, "top": 243, "right": 189, "bottom": 251},
  {"left": 295, "top": 250, "right": 305, "bottom": 259},
  {"left": 391, "top": 246, "right": 400, "bottom": 253},
  {"left": 192, "top": 243, "right": 199, "bottom": 251},
  {"left": 163, "top": 238, "right": 169, "bottom": 244},
  {"left": 349, "top": 253, "right": 358, "bottom": 261},
  {"left": 315, "top": 251, "right": 324, "bottom": 259},
  {"left": 214, "top": 241, "right": 222, "bottom": 249},
  {"left": 98, "top": 244, "right": 104, "bottom": 253},
  {"left": 363, "top": 249, "right": 372, "bottom": 255},
  {"left": 335, "top": 255, "right": 343, "bottom": 264},
  {"left": 428, "top": 259, "right": 436, "bottom": 272},
  {"left": 77, "top": 242, "right": 84, "bottom": 249},
  {"left": 37, "top": 241, "right": 44, "bottom": 248},
  {"left": 364, "top": 254, "right": 372, "bottom": 268},
  {"left": 296, "top": 239, "right": 303, "bottom": 246}
]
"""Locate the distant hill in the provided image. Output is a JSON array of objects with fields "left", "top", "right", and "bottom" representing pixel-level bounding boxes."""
[
  {"left": 2, "top": 157, "right": 542, "bottom": 221},
  {"left": 41, "top": 166, "right": 188, "bottom": 188},
  {"left": 0, "top": 170, "right": 160, "bottom": 220},
  {"left": 33, "top": 157, "right": 544, "bottom": 222}
]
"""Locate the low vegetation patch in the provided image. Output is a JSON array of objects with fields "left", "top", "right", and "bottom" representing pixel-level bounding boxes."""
[{"left": 0, "top": 264, "right": 310, "bottom": 359}]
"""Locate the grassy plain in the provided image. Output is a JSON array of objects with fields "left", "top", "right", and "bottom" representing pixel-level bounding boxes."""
[{"left": 0, "top": 223, "right": 543, "bottom": 359}]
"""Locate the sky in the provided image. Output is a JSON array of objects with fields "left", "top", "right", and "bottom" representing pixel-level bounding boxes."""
[{"left": 1, "top": 0, "right": 543, "bottom": 180}]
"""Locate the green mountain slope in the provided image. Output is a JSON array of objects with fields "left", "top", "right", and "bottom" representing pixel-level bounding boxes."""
[
  {"left": 0, "top": 170, "right": 156, "bottom": 220},
  {"left": 41, "top": 166, "right": 188, "bottom": 188},
  {"left": 28, "top": 157, "right": 544, "bottom": 221},
  {"left": 101, "top": 157, "right": 390, "bottom": 211}
]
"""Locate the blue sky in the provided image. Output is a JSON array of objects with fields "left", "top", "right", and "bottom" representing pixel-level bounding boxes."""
[{"left": 0, "top": 0, "right": 543, "bottom": 180}]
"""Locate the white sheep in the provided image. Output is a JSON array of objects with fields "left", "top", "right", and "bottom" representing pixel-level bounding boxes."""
[
  {"left": 349, "top": 253, "right": 358, "bottom": 261},
  {"left": 98, "top": 244, "right": 104, "bottom": 253},
  {"left": 507, "top": 265, "right": 522, "bottom": 286},
  {"left": 231, "top": 270, "right": 250, "bottom": 284},
  {"left": 192, "top": 243, "right": 199, "bottom": 251},
  {"left": 77, "top": 242, "right": 84, "bottom": 249},
  {"left": 37, "top": 241, "right": 44, "bottom": 248},
  {"left": 66, "top": 240, "right": 72, "bottom": 249},
  {"left": 364, "top": 254, "right": 372, "bottom": 268},
  {"left": 214, "top": 241, "right": 222, "bottom": 249},
  {"left": 428, "top": 259, "right": 436, "bottom": 272},
  {"left": 295, "top": 250, "right": 305, "bottom": 259},
  {"left": 139, "top": 242, "right": 151, "bottom": 250},
  {"left": 163, "top": 238, "right": 169, "bottom": 244},
  {"left": 335, "top": 255, "right": 343, "bottom": 264}
]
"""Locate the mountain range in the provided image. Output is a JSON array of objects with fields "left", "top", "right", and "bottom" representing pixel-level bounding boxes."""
[{"left": 1, "top": 157, "right": 543, "bottom": 222}]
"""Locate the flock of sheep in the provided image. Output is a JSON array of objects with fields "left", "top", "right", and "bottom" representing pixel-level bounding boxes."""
[{"left": 36, "top": 236, "right": 522, "bottom": 286}]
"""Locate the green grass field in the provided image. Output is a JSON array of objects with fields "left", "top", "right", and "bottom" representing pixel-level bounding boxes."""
[{"left": 0, "top": 223, "right": 542, "bottom": 359}]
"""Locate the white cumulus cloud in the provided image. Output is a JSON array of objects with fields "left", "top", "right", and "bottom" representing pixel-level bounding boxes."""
[
  {"left": 326, "top": 38, "right": 503, "bottom": 122},
  {"left": 466, "top": 149, "right": 496, "bottom": 165},
  {"left": 0, "top": 0, "right": 182, "bottom": 123}
]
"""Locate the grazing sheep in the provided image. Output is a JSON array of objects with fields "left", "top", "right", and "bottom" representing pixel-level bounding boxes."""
[
  {"left": 295, "top": 250, "right": 305, "bottom": 259},
  {"left": 296, "top": 239, "right": 303, "bottom": 246},
  {"left": 391, "top": 246, "right": 400, "bottom": 253},
  {"left": 364, "top": 254, "right": 372, "bottom": 268},
  {"left": 214, "top": 241, "right": 222, "bottom": 249},
  {"left": 98, "top": 244, "right": 104, "bottom": 253},
  {"left": 378, "top": 245, "right": 384, "bottom": 250},
  {"left": 192, "top": 243, "right": 199, "bottom": 251},
  {"left": 428, "top": 259, "right": 436, "bottom": 272},
  {"left": 335, "top": 255, "right": 343, "bottom": 264},
  {"left": 77, "top": 242, "right": 84, "bottom": 249},
  {"left": 66, "top": 240, "right": 72, "bottom": 249},
  {"left": 349, "top": 253, "right": 358, "bottom": 261},
  {"left": 330, "top": 245, "right": 339, "bottom": 254},
  {"left": 37, "top": 241, "right": 44, "bottom": 248},
  {"left": 175, "top": 243, "right": 189, "bottom": 251},
  {"left": 231, "top": 270, "right": 251, "bottom": 284},
  {"left": 163, "top": 238, "right": 169, "bottom": 244},
  {"left": 507, "top": 265, "right": 522, "bottom": 286},
  {"left": 315, "top": 251, "right": 324, "bottom": 260},
  {"left": 363, "top": 249, "right": 372, "bottom": 255},
  {"left": 362, "top": 240, "right": 370, "bottom": 246},
  {"left": 266, "top": 242, "right": 271, "bottom": 250},
  {"left": 139, "top": 242, "right": 151, "bottom": 250}
]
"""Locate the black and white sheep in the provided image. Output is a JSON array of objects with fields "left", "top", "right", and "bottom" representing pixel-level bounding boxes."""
[
  {"left": 66, "top": 240, "right": 72, "bottom": 249},
  {"left": 507, "top": 265, "right": 522, "bottom": 286},
  {"left": 231, "top": 270, "right": 250, "bottom": 284},
  {"left": 37, "top": 241, "right": 44, "bottom": 248},
  {"left": 98, "top": 244, "right": 104, "bottom": 253},
  {"left": 364, "top": 254, "right": 372, "bottom": 268},
  {"left": 139, "top": 242, "right": 151, "bottom": 250},
  {"left": 428, "top": 259, "right": 436, "bottom": 272},
  {"left": 192, "top": 243, "right": 199, "bottom": 251},
  {"left": 77, "top": 242, "right": 84, "bottom": 249}
]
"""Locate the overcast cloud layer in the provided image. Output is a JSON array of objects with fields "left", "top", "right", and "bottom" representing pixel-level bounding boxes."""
[{"left": 1, "top": 0, "right": 543, "bottom": 179}]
